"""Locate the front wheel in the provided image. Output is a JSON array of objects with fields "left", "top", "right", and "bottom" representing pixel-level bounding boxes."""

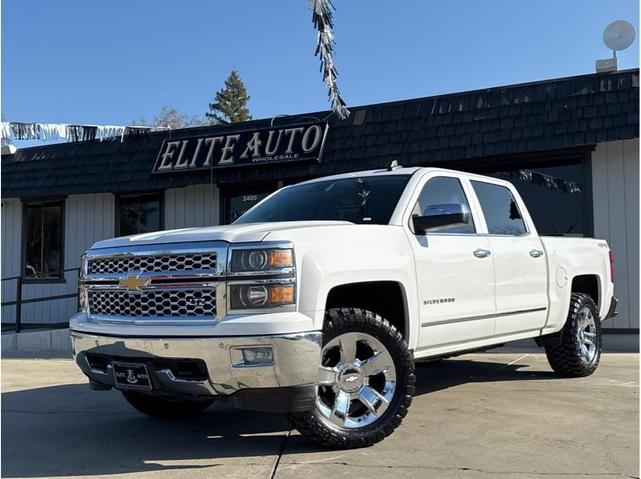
[
  {"left": 122, "top": 391, "right": 213, "bottom": 419},
  {"left": 290, "top": 308, "right": 415, "bottom": 449},
  {"left": 544, "top": 293, "right": 602, "bottom": 377}
]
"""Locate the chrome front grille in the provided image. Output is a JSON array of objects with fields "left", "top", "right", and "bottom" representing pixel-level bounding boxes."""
[
  {"left": 88, "top": 288, "right": 216, "bottom": 318},
  {"left": 82, "top": 242, "right": 227, "bottom": 321},
  {"left": 88, "top": 253, "right": 217, "bottom": 275}
]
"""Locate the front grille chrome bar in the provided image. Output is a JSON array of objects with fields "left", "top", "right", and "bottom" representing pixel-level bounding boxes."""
[
  {"left": 82, "top": 282, "right": 221, "bottom": 292},
  {"left": 83, "top": 272, "right": 222, "bottom": 282}
]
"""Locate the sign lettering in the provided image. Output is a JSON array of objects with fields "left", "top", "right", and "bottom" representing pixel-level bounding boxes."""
[{"left": 152, "top": 122, "right": 328, "bottom": 175}]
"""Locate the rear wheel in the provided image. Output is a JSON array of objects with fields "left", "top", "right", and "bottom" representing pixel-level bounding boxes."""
[
  {"left": 122, "top": 391, "right": 213, "bottom": 419},
  {"left": 290, "top": 308, "right": 415, "bottom": 449},
  {"left": 544, "top": 293, "right": 602, "bottom": 377}
]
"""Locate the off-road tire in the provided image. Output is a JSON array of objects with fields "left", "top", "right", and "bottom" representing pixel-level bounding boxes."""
[
  {"left": 122, "top": 391, "right": 213, "bottom": 419},
  {"left": 544, "top": 293, "right": 602, "bottom": 377},
  {"left": 289, "top": 308, "right": 415, "bottom": 449}
]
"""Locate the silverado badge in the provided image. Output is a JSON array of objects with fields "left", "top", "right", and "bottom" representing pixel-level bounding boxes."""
[{"left": 119, "top": 275, "right": 151, "bottom": 292}]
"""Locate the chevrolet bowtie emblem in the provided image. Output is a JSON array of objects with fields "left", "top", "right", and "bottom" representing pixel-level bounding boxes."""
[{"left": 119, "top": 275, "right": 151, "bottom": 292}]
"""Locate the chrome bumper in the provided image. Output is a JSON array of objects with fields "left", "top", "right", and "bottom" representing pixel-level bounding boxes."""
[{"left": 70, "top": 330, "right": 322, "bottom": 398}]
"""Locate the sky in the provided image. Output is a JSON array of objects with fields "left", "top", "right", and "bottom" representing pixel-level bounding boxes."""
[{"left": 2, "top": 0, "right": 639, "bottom": 145}]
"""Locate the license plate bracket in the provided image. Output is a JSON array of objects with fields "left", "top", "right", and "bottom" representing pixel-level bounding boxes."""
[{"left": 112, "top": 361, "right": 152, "bottom": 391}]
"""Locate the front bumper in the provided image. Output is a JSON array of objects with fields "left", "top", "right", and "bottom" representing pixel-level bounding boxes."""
[{"left": 70, "top": 330, "right": 321, "bottom": 411}]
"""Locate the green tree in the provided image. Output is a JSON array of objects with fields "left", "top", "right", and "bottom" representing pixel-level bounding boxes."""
[{"left": 206, "top": 69, "right": 252, "bottom": 124}]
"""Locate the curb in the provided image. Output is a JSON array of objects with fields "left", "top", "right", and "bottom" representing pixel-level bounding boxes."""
[{"left": 2, "top": 328, "right": 72, "bottom": 356}]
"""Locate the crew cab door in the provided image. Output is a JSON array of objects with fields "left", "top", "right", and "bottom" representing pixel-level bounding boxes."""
[
  {"left": 406, "top": 175, "right": 496, "bottom": 350},
  {"left": 470, "top": 180, "right": 548, "bottom": 335}
]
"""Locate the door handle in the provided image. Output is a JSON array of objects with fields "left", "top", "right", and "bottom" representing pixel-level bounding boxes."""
[
  {"left": 530, "top": 249, "right": 544, "bottom": 258},
  {"left": 473, "top": 249, "right": 491, "bottom": 258}
]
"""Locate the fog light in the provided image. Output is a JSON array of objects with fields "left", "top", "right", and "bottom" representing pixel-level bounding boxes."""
[
  {"left": 231, "top": 346, "right": 275, "bottom": 367},
  {"left": 242, "top": 347, "right": 273, "bottom": 365}
]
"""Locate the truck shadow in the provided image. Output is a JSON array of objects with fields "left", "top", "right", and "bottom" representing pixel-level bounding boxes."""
[
  {"left": 2, "top": 357, "right": 557, "bottom": 477},
  {"left": 412, "top": 355, "right": 559, "bottom": 396}
]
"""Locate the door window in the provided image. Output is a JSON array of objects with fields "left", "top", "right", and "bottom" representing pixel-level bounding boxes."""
[
  {"left": 488, "top": 164, "right": 586, "bottom": 236},
  {"left": 471, "top": 181, "right": 527, "bottom": 236},
  {"left": 412, "top": 177, "right": 475, "bottom": 234}
]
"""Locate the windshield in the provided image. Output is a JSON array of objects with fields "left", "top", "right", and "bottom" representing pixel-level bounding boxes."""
[{"left": 235, "top": 175, "right": 411, "bottom": 225}]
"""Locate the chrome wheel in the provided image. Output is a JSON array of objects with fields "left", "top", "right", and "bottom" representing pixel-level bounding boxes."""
[
  {"left": 577, "top": 306, "right": 597, "bottom": 362},
  {"left": 544, "top": 294, "right": 601, "bottom": 378},
  {"left": 315, "top": 332, "right": 397, "bottom": 430}
]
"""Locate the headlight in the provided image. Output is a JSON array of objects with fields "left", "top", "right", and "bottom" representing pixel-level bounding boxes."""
[
  {"left": 229, "top": 283, "right": 295, "bottom": 310},
  {"left": 226, "top": 243, "right": 296, "bottom": 314},
  {"left": 229, "top": 248, "right": 294, "bottom": 274}
]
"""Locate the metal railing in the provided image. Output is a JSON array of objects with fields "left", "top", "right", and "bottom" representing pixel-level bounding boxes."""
[{"left": 1, "top": 268, "right": 80, "bottom": 332}]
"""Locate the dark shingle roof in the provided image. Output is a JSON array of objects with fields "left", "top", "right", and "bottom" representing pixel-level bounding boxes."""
[{"left": 2, "top": 69, "right": 638, "bottom": 198}]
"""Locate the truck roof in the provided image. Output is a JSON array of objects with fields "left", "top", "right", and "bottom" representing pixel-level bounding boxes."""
[
  {"left": 293, "top": 166, "right": 430, "bottom": 186},
  {"left": 293, "top": 165, "right": 517, "bottom": 191}
]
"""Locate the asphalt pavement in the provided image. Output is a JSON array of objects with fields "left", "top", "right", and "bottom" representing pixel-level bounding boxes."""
[{"left": 1, "top": 352, "right": 638, "bottom": 479}]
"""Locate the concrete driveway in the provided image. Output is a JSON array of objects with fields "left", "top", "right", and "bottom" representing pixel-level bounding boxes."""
[{"left": 2, "top": 353, "right": 638, "bottom": 479}]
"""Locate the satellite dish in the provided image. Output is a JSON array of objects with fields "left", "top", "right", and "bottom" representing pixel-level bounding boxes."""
[{"left": 603, "top": 20, "right": 635, "bottom": 53}]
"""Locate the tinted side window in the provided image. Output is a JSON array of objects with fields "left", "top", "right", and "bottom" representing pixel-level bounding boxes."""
[
  {"left": 487, "top": 164, "right": 585, "bottom": 236},
  {"left": 413, "top": 177, "right": 475, "bottom": 234},
  {"left": 471, "top": 181, "right": 527, "bottom": 235}
]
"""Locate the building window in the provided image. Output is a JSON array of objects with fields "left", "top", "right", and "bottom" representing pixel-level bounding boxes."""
[
  {"left": 117, "top": 193, "right": 162, "bottom": 236},
  {"left": 471, "top": 181, "right": 527, "bottom": 236},
  {"left": 221, "top": 183, "right": 277, "bottom": 224},
  {"left": 23, "top": 201, "right": 64, "bottom": 280}
]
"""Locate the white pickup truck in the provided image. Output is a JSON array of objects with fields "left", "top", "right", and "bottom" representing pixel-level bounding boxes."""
[{"left": 70, "top": 165, "right": 618, "bottom": 448}]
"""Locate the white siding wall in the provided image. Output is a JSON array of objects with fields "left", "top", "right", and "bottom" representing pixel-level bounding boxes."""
[
  {"left": 2, "top": 186, "right": 220, "bottom": 328},
  {"left": 592, "top": 139, "right": 640, "bottom": 331},
  {"left": 1, "top": 193, "right": 115, "bottom": 326},
  {"left": 165, "top": 184, "right": 219, "bottom": 229}
]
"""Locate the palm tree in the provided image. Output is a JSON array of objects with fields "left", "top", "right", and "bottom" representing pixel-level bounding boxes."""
[{"left": 309, "top": 0, "right": 350, "bottom": 119}]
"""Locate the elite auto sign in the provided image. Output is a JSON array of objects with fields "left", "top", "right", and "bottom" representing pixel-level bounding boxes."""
[{"left": 152, "top": 121, "right": 328, "bottom": 174}]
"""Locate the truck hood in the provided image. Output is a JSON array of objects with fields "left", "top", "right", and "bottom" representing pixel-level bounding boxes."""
[{"left": 90, "top": 221, "right": 352, "bottom": 250}]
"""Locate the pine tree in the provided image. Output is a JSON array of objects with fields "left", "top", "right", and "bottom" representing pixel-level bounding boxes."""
[{"left": 206, "top": 70, "right": 252, "bottom": 124}]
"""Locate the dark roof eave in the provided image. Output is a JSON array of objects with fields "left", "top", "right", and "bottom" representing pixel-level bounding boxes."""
[{"left": 2, "top": 68, "right": 638, "bottom": 199}]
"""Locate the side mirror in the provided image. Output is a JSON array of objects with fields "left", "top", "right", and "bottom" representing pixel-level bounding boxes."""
[{"left": 412, "top": 203, "right": 471, "bottom": 235}]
